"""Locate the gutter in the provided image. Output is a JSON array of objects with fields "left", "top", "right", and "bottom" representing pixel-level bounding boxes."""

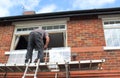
[{"left": 0, "top": 7, "right": 120, "bottom": 22}]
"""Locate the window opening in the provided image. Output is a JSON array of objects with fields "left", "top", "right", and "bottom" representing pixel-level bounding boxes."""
[
  {"left": 14, "top": 34, "right": 66, "bottom": 50},
  {"left": 48, "top": 33, "right": 64, "bottom": 48},
  {"left": 11, "top": 25, "right": 66, "bottom": 50},
  {"left": 14, "top": 33, "right": 65, "bottom": 50},
  {"left": 15, "top": 35, "right": 28, "bottom": 50}
]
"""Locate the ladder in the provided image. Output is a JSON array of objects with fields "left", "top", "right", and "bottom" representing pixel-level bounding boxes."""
[{"left": 22, "top": 59, "right": 40, "bottom": 78}]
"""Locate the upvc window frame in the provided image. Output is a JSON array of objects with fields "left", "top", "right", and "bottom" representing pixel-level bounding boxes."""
[
  {"left": 10, "top": 18, "right": 69, "bottom": 51},
  {"left": 102, "top": 17, "right": 120, "bottom": 50}
]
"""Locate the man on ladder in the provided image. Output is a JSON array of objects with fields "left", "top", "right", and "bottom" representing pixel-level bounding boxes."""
[
  {"left": 25, "top": 28, "right": 50, "bottom": 63},
  {"left": 22, "top": 28, "right": 49, "bottom": 78}
]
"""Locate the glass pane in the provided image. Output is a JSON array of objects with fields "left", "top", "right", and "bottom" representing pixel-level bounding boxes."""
[
  {"left": 109, "top": 21, "right": 114, "bottom": 24},
  {"left": 22, "top": 28, "right": 27, "bottom": 31},
  {"left": 60, "top": 25, "right": 65, "bottom": 29},
  {"left": 104, "top": 22, "right": 109, "bottom": 25},
  {"left": 116, "top": 21, "right": 120, "bottom": 24},
  {"left": 17, "top": 29, "right": 21, "bottom": 31},
  {"left": 47, "top": 26, "right": 53, "bottom": 30},
  {"left": 104, "top": 29, "right": 120, "bottom": 47},
  {"left": 53, "top": 26, "right": 59, "bottom": 29},
  {"left": 42, "top": 27, "right": 47, "bottom": 30},
  {"left": 29, "top": 28, "right": 33, "bottom": 30}
]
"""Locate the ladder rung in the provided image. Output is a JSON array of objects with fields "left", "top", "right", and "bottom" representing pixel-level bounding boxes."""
[
  {"left": 25, "top": 74, "right": 34, "bottom": 76},
  {"left": 22, "top": 59, "right": 40, "bottom": 78}
]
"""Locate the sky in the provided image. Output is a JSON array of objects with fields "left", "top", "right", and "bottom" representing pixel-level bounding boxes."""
[{"left": 0, "top": 0, "right": 120, "bottom": 17}]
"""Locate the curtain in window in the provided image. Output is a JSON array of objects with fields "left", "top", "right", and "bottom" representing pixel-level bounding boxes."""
[{"left": 104, "top": 29, "right": 120, "bottom": 47}]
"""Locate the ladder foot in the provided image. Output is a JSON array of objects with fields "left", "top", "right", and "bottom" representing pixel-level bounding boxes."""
[
  {"left": 34, "top": 77, "right": 37, "bottom": 78},
  {"left": 22, "top": 59, "right": 40, "bottom": 78},
  {"left": 22, "top": 76, "right": 24, "bottom": 78}
]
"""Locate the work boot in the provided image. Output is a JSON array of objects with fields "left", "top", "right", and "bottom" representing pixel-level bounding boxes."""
[
  {"left": 34, "top": 59, "right": 38, "bottom": 63},
  {"left": 25, "top": 59, "right": 28, "bottom": 63},
  {"left": 25, "top": 59, "right": 32, "bottom": 63}
]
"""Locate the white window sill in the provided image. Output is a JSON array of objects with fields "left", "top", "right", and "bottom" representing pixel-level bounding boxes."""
[
  {"left": 5, "top": 50, "right": 27, "bottom": 55},
  {"left": 5, "top": 49, "right": 49, "bottom": 55},
  {"left": 103, "top": 46, "right": 120, "bottom": 50}
]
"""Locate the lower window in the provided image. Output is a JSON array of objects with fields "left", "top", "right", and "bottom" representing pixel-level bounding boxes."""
[{"left": 15, "top": 32, "right": 65, "bottom": 50}]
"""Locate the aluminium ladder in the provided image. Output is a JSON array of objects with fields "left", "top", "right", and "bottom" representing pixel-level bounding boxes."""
[{"left": 22, "top": 59, "right": 40, "bottom": 78}]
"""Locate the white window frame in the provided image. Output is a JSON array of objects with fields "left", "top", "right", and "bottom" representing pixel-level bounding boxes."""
[
  {"left": 10, "top": 18, "right": 69, "bottom": 51},
  {"left": 99, "top": 15, "right": 120, "bottom": 50}
]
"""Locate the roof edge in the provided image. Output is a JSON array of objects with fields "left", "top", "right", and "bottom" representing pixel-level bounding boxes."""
[{"left": 0, "top": 7, "right": 120, "bottom": 22}]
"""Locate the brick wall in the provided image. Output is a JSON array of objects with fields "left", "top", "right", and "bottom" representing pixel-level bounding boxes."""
[
  {"left": 67, "top": 15, "right": 105, "bottom": 47},
  {"left": 0, "top": 15, "right": 120, "bottom": 77},
  {"left": 1, "top": 70, "right": 120, "bottom": 78},
  {"left": 66, "top": 15, "right": 120, "bottom": 77},
  {"left": 71, "top": 47, "right": 120, "bottom": 70},
  {"left": 68, "top": 16, "right": 120, "bottom": 71},
  {"left": 0, "top": 24, "right": 14, "bottom": 63},
  {"left": 67, "top": 16, "right": 120, "bottom": 70}
]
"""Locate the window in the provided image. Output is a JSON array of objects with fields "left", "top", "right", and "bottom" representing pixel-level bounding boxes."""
[
  {"left": 103, "top": 20, "right": 120, "bottom": 47},
  {"left": 11, "top": 25, "right": 67, "bottom": 50}
]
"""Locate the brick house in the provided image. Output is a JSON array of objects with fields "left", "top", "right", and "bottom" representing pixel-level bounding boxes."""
[{"left": 0, "top": 7, "right": 120, "bottom": 78}]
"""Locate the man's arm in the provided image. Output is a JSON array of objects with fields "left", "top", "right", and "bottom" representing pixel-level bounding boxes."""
[{"left": 44, "top": 35, "right": 50, "bottom": 49}]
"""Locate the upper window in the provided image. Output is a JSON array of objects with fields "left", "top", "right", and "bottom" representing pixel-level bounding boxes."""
[
  {"left": 103, "top": 20, "right": 120, "bottom": 47},
  {"left": 10, "top": 18, "right": 69, "bottom": 50},
  {"left": 11, "top": 25, "right": 67, "bottom": 50}
]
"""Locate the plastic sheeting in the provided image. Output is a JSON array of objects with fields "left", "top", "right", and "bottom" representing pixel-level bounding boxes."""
[
  {"left": 49, "top": 47, "right": 71, "bottom": 63},
  {"left": 48, "top": 47, "right": 71, "bottom": 69},
  {"left": 7, "top": 47, "right": 71, "bottom": 64},
  {"left": 7, "top": 50, "right": 38, "bottom": 64}
]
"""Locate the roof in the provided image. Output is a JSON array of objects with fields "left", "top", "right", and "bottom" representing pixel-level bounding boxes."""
[{"left": 0, "top": 7, "right": 120, "bottom": 22}]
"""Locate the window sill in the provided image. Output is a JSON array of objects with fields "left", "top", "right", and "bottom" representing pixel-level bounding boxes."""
[
  {"left": 5, "top": 49, "right": 49, "bottom": 55},
  {"left": 103, "top": 46, "right": 120, "bottom": 50},
  {"left": 5, "top": 50, "right": 27, "bottom": 55}
]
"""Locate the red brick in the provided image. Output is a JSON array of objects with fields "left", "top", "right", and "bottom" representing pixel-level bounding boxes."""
[{"left": 0, "top": 15, "right": 120, "bottom": 77}]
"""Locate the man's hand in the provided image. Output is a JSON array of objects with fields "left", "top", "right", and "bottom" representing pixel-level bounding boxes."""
[{"left": 44, "top": 45, "right": 47, "bottom": 49}]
